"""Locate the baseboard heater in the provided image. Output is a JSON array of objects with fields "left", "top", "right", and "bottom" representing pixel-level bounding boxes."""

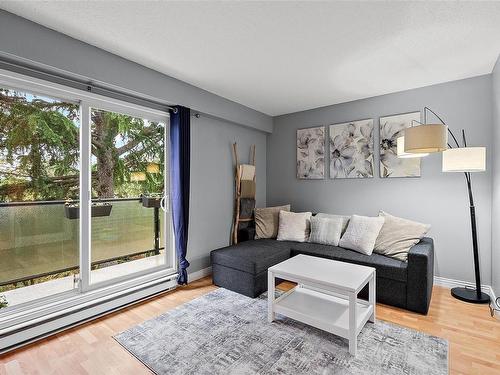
[{"left": 0, "top": 274, "right": 178, "bottom": 354}]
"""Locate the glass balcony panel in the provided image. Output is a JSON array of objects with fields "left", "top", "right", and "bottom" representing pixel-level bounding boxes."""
[{"left": 0, "top": 203, "right": 78, "bottom": 284}]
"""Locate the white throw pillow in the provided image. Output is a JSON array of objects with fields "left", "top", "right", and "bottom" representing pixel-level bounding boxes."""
[
  {"left": 315, "top": 213, "right": 351, "bottom": 234},
  {"left": 339, "top": 215, "right": 385, "bottom": 255},
  {"left": 277, "top": 211, "right": 312, "bottom": 242},
  {"left": 308, "top": 216, "right": 343, "bottom": 246},
  {"left": 374, "top": 211, "right": 431, "bottom": 261},
  {"left": 254, "top": 204, "right": 291, "bottom": 239}
]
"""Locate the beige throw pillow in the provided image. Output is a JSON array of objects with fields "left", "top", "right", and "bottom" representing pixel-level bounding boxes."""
[
  {"left": 254, "top": 204, "right": 291, "bottom": 239},
  {"left": 374, "top": 211, "right": 431, "bottom": 261},
  {"left": 339, "top": 215, "right": 385, "bottom": 255},
  {"left": 277, "top": 211, "right": 312, "bottom": 242}
]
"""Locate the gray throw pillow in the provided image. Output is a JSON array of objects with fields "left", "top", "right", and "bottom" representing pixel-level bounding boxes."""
[
  {"left": 339, "top": 215, "right": 385, "bottom": 255},
  {"left": 315, "top": 213, "right": 351, "bottom": 234},
  {"left": 374, "top": 211, "right": 431, "bottom": 261},
  {"left": 254, "top": 204, "right": 291, "bottom": 239},
  {"left": 309, "top": 216, "right": 343, "bottom": 246}
]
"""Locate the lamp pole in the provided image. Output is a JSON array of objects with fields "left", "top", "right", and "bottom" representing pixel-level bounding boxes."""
[
  {"left": 448, "top": 130, "right": 489, "bottom": 304},
  {"left": 404, "top": 108, "right": 489, "bottom": 304}
]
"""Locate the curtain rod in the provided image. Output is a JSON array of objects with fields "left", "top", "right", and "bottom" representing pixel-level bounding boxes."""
[{"left": 0, "top": 55, "right": 178, "bottom": 113}]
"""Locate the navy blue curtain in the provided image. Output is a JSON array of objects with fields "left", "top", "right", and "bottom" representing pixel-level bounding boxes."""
[{"left": 170, "top": 106, "right": 190, "bottom": 284}]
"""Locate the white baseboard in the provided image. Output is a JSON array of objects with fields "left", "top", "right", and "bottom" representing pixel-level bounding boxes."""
[
  {"left": 434, "top": 276, "right": 500, "bottom": 319},
  {"left": 433, "top": 276, "right": 492, "bottom": 295},
  {"left": 189, "top": 267, "right": 212, "bottom": 282}
]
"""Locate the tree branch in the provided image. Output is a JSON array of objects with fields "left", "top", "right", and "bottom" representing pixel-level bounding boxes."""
[
  {"left": 91, "top": 137, "right": 106, "bottom": 150},
  {"left": 116, "top": 127, "right": 156, "bottom": 156}
]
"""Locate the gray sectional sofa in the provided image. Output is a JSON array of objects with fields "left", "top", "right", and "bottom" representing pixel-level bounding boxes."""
[{"left": 210, "top": 236, "right": 434, "bottom": 314}]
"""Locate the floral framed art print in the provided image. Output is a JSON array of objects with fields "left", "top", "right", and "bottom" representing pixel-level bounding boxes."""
[
  {"left": 296, "top": 126, "right": 325, "bottom": 179},
  {"left": 379, "top": 112, "right": 421, "bottom": 178},
  {"left": 329, "top": 119, "right": 374, "bottom": 179}
]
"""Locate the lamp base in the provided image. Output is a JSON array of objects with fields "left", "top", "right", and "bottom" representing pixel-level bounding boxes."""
[{"left": 451, "top": 287, "right": 490, "bottom": 304}]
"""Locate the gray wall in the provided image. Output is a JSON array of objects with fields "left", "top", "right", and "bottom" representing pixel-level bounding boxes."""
[
  {"left": 0, "top": 10, "right": 272, "bottom": 133},
  {"left": 189, "top": 114, "right": 266, "bottom": 272},
  {"left": 0, "top": 9, "right": 269, "bottom": 275},
  {"left": 492, "top": 56, "right": 500, "bottom": 297},
  {"left": 268, "top": 75, "right": 493, "bottom": 284}
]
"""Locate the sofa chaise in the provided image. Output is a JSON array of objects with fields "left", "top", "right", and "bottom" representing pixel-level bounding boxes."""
[{"left": 210, "top": 236, "right": 434, "bottom": 314}]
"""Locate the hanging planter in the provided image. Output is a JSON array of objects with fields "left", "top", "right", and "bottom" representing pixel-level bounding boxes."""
[
  {"left": 142, "top": 193, "right": 162, "bottom": 208},
  {"left": 64, "top": 201, "right": 113, "bottom": 219}
]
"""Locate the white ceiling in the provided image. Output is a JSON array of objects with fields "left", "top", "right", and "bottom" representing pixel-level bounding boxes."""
[{"left": 1, "top": 1, "right": 500, "bottom": 116}]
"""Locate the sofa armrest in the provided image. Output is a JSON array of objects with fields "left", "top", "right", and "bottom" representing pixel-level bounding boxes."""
[{"left": 406, "top": 237, "right": 434, "bottom": 314}]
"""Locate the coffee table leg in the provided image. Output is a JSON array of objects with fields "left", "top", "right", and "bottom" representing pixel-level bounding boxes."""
[
  {"left": 268, "top": 270, "right": 275, "bottom": 322},
  {"left": 348, "top": 292, "right": 357, "bottom": 356},
  {"left": 369, "top": 272, "right": 376, "bottom": 323}
]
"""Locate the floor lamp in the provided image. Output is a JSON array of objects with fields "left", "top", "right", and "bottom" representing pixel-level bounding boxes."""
[{"left": 402, "top": 107, "right": 490, "bottom": 304}]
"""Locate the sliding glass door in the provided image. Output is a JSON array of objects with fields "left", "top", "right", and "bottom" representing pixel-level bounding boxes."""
[
  {"left": 0, "top": 72, "right": 174, "bottom": 315},
  {"left": 0, "top": 86, "right": 80, "bottom": 308},
  {"left": 88, "top": 107, "right": 170, "bottom": 286}
]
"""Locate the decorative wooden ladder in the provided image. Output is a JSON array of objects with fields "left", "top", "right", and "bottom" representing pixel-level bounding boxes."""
[{"left": 232, "top": 143, "right": 256, "bottom": 245}]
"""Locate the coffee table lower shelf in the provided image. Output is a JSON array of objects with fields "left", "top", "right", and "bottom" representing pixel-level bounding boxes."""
[{"left": 272, "top": 286, "right": 373, "bottom": 349}]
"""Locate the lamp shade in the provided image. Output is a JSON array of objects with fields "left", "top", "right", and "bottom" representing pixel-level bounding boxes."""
[
  {"left": 442, "top": 147, "right": 486, "bottom": 172},
  {"left": 404, "top": 124, "right": 448, "bottom": 153},
  {"left": 397, "top": 136, "right": 429, "bottom": 158}
]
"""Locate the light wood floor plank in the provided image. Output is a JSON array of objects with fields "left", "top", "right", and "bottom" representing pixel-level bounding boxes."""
[{"left": 0, "top": 277, "right": 499, "bottom": 374}]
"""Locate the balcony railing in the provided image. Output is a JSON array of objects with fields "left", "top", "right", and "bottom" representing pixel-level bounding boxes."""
[{"left": 0, "top": 197, "right": 164, "bottom": 289}]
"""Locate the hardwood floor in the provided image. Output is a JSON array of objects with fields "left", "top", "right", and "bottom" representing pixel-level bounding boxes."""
[
  {"left": 0, "top": 277, "right": 499, "bottom": 375},
  {"left": 279, "top": 282, "right": 500, "bottom": 375}
]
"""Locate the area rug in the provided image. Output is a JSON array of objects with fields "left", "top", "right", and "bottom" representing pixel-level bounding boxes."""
[{"left": 114, "top": 288, "right": 448, "bottom": 375}]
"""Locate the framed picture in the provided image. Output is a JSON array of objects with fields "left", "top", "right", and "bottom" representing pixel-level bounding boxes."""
[
  {"left": 329, "top": 119, "right": 374, "bottom": 179},
  {"left": 379, "top": 112, "right": 421, "bottom": 178},
  {"left": 296, "top": 126, "right": 325, "bottom": 179}
]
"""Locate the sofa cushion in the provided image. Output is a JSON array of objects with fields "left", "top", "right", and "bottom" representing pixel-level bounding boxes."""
[
  {"left": 315, "top": 213, "right": 350, "bottom": 234},
  {"left": 277, "top": 211, "right": 312, "bottom": 242},
  {"left": 210, "top": 239, "right": 292, "bottom": 275},
  {"left": 255, "top": 205, "right": 291, "bottom": 239},
  {"left": 374, "top": 211, "right": 431, "bottom": 261},
  {"left": 290, "top": 242, "right": 408, "bottom": 282},
  {"left": 309, "top": 216, "right": 343, "bottom": 246},
  {"left": 339, "top": 214, "right": 384, "bottom": 255},
  {"left": 211, "top": 239, "right": 407, "bottom": 283}
]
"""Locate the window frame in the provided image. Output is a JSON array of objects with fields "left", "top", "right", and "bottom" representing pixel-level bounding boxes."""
[
  {"left": 0, "top": 68, "right": 176, "bottom": 330},
  {"left": 83, "top": 103, "right": 173, "bottom": 292}
]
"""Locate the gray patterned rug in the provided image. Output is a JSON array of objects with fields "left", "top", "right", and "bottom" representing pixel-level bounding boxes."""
[{"left": 114, "top": 288, "right": 448, "bottom": 375}]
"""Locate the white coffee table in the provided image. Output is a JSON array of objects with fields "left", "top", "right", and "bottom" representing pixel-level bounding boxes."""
[{"left": 268, "top": 254, "right": 376, "bottom": 356}]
